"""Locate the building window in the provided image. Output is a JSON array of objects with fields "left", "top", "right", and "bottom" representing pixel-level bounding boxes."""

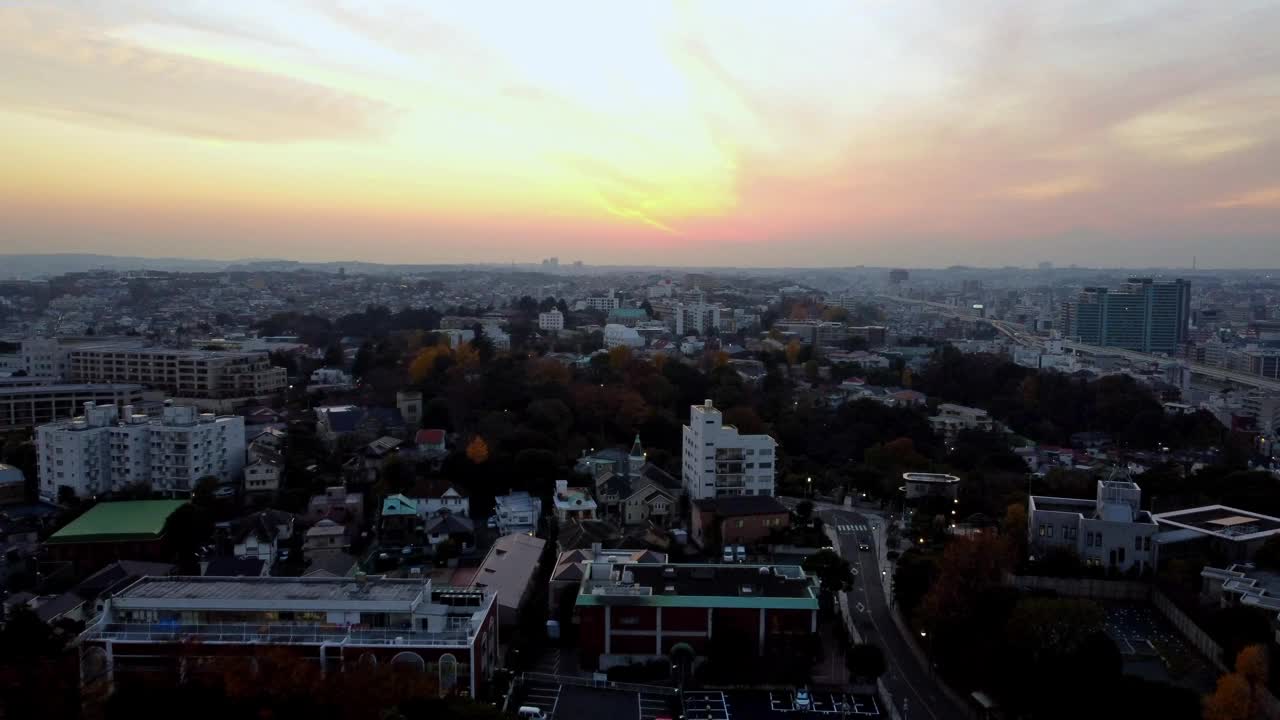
[
  {"left": 1046, "top": 525, "right": 1053, "bottom": 538},
  {"left": 1038, "top": 524, "right": 1045, "bottom": 538},
  {"left": 1086, "top": 532, "right": 1093, "bottom": 547},
  {"left": 758, "top": 462, "right": 772, "bottom": 469},
  {"left": 1144, "top": 536, "right": 1151, "bottom": 552},
  {"left": 736, "top": 519, "right": 744, "bottom": 528}
]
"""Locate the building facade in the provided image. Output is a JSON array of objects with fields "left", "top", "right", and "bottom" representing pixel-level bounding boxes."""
[
  {"left": 58, "top": 341, "right": 286, "bottom": 399},
  {"left": 1062, "top": 278, "right": 1190, "bottom": 354},
  {"left": 575, "top": 562, "right": 818, "bottom": 669},
  {"left": 0, "top": 380, "right": 148, "bottom": 431},
  {"left": 1028, "top": 478, "right": 1158, "bottom": 573},
  {"left": 78, "top": 575, "right": 499, "bottom": 697},
  {"left": 681, "top": 400, "right": 776, "bottom": 500},
  {"left": 36, "top": 401, "right": 245, "bottom": 500},
  {"left": 538, "top": 309, "right": 565, "bottom": 331}
]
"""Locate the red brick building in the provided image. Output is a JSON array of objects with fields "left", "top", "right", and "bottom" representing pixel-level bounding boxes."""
[
  {"left": 691, "top": 495, "right": 791, "bottom": 548},
  {"left": 575, "top": 562, "right": 818, "bottom": 669}
]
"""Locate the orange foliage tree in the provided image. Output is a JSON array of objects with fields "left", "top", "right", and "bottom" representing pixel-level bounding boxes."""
[{"left": 465, "top": 435, "right": 489, "bottom": 464}]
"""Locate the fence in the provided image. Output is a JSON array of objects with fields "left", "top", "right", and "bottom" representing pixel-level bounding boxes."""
[
  {"left": 1002, "top": 573, "right": 1148, "bottom": 600},
  {"left": 1150, "top": 590, "right": 1226, "bottom": 671}
]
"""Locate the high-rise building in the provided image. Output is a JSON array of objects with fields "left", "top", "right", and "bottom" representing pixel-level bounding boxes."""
[
  {"left": 36, "top": 400, "right": 245, "bottom": 500},
  {"left": 1062, "top": 278, "right": 1190, "bottom": 353},
  {"left": 681, "top": 400, "right": 776, "bottom": 500}
]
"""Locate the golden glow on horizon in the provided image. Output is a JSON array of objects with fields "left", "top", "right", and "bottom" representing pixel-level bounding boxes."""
[{"left": 1, "top": 1, "right": 1278, "bottom": 266}]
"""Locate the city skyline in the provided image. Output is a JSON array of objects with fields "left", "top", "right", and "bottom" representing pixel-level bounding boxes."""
[{"left": 2, "top": 1, "right": 1279, "bottom": 267}]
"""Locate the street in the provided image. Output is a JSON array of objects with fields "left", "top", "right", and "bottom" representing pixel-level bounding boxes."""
[{"left": 824, "top": 506, "right": 964, "bottom": 720}]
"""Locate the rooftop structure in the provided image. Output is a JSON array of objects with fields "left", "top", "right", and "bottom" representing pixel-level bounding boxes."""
[
  {"left": 902, "top": 472, "right": 962, "bottom": 500},
  {"left": 578, "top": 562, "right": 817, "bottom": 607},
  {"left": 47, "top": 500, "right": 186, "bottom": 544},
  {"left": 1028, "top": 476, "right": 1157, "bottom": 573},
  {"left": 1154, "top": 506, "right": 1280, "bottom": 542},
  {"left": 472, "top": 533, "right": 546, "bottom": 626},
  {"left": 0, "top": 381, "right": 148, "bottom": 432}
]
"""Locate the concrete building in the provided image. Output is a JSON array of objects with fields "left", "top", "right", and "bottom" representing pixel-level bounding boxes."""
[
  {"left": 548, "top": 545, "right": 667, "bottom": 615},
  {"left": 1028, "top": 477, "right": 1158, "bottom": 573},
  {"left": 538, "top": 309, "right": 565, "bottom": 331},
  {"left": 681, "top": 400, "right": 777, "bottom": 500},
  {"left": 929, "top": 403, "right": 995, "bottom": 440},
  {"left": 308, "top": 367, "right": 352, "bottom": 387},
  {"left": 902, "top": 472, "right": 961, "bottom": 501},
  {"left": 493, "top": 491, "right": 542, "bottom": 536},
  {"left": 61, "top": 341, "right": 286, "bottom": 400},
  {"left": 575, "top": 562, "right": 819, "bottom": 669},
  {"left": 1154, "top": 505, "right": 1280, "bottom": 565},
  {"left": 243, "top": 456, "right": 283, "bottom": 494},
  {"left": 584, "top": 291, "right": 620, "bottom": 312},
  {"left": 0, "top": 380, "right": 149, "bottom": 432},
  {"left": 471, "top": 532, "right": 546, "bottom": 628},
  {"left": 1062, "top": 278, "right": 1190, "bottom": 354},
  {"left": 397, "top": 390, "right": 423, "bottom": 430},
  {"left": 603, "top": 323, "right": 644, "bottom": 349},
  {"left": 79, "top": 575, "right": 500, "bottom": 697},
  {"left": 36, "top": 401, "right": 245, "bottom": 500},
  {"left": 43, "top": 500, "right": 186, "bottom": 574},
  {"left": 553, "top": 479, "right": 598, "bottom": 523}
]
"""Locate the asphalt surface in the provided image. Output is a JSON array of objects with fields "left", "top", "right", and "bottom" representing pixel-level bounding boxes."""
[{"left": 824, "top": 507, "right": 964, "bottom": 720}]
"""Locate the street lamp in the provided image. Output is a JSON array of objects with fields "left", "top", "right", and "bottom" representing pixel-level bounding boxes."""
[{"left": 807, "top": 476, "right": 812, "bottom": 498}]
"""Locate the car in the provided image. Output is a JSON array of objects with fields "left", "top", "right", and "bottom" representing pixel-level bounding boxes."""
[
  {"left": 722, "top": 546, "right": 735, "bottom": 563},
  {"left": 487, "top": 516, "right": 499, "bottom": 529},
  {"left": 278, "top": 549, "right": 291, "bottom": 561},
  {"left": 517, "top": 707, "right": 547, "bottom": 720},
  {"left": 735, "top": 545, "right": 747, "bottom": 562},
  {"left": 793, "top": 688, "right": 813, "bottom": 711},
  {"left": 859, "top": 542, "right": 871, "bottom": 552},
  {"left": 401, "top": 546, "right": 414, "bottom": 556},
  {"left": 213, "top": 486, "right": 236, "bottom": 499}
]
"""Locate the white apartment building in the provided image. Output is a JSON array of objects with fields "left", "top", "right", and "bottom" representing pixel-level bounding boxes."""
[
  {"left": 929, "top": 403, "right": 995, "bottom": 440},
  {"left": 603, "top": 324, "right": 644, "bottom": 349},
  {"left": 681, "top": 399, "right": 776, "bottom": 500},
  {"left": 21, "top": 338, "right": 72, "bottom": 378},
  {"left": 493, "top": 491, "right": 542, "bottom": 535},
  {"left": 68, "top": 343, "right": 286, "bottom": 400},
  {"left": 584, "top": 290, "right": 620, "bottom": 312},
  {"left": 674, "top": 301, "right": 722, "bottom": 336},
  {"left": 36, "top": 401, "right": 246, "bottom": 500},
  {"left": 1028, "top": 477, "right": 1158, "bottom": 573},
  {"left": 538, "top": 309, "right": 565, "bottom": 331}
]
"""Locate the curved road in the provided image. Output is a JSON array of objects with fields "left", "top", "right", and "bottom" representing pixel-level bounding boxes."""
[{"left": 824, "top": 507, "right": 964, "bottom": 720}]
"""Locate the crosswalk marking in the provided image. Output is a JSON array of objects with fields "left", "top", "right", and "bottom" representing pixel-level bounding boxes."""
[{"left": 837, "top": 524, "right": 869, "bottom": 533}]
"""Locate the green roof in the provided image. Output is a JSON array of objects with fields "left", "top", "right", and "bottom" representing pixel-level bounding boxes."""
[{"left": 47, "top": 500, "right": 187, "bottom": 544}]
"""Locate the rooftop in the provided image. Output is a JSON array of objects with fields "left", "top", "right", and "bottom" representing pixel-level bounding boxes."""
[
  {"left": 578, "top": 562, "right": 818, "bottom": 609},
  {"left": 694, "top": 495, "right": 789, "bottom": 517},
  {"left": 47, "top": 500, "right": 187, "bottom": 544},
  {"left": 1154, "top": 506, "right": 1280, "bottom": 541},
  {"left": 903, "top": 472, "right": 961, "bottom": 484},
  {"left": 111, "top": 575, "right": 426, "bottom": 606}
]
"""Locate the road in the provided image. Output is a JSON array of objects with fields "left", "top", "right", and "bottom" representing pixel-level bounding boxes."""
[{"left": 824, "top": 506, "right": 964, "bottom": 720}]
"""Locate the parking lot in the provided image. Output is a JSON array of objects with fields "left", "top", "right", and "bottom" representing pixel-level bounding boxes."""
[
  {"left": 683, "top": 690, "right": 880, "bottom": 720},
  {"left": 515, "top": 675, "right": 678, "bottom": 720}
]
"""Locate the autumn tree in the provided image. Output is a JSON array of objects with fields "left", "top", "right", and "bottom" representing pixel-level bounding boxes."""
[
  {"left": 1205, "top": 645, "right": 1269, "bottom": 720},
  {"left": 608, "top": 345, "right": 633, "bottom": 371},
  {"left": 466, "top": 435, "right": 490, "bottom": 464},
  {"left": 785, "top": 340, "right": 802, "bottom": 366}
]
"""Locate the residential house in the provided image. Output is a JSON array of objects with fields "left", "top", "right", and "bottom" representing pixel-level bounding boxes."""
[
  {"left": 307, "top": 486, "right": 363, "bottom": 526},
  {"left": 622, "top": 465, "right": 680, "bottom": 527},
  {"left": 243, "top": 453, "right": 283, "bottom": 494},
  {"left": 314, "top": 405, "right": 405, "bottom": 450},
  {"left": 379, "top": 493, "right": 420, "bottom": 548},
  {"left": 246, "top": 426, "right": 287, "bottom": 457},
  {"left": 303, "top": 519, "right": 350, "bottom": 551},
  {"left": 411, "top": 478, "right": 470, "bottom": 518},
  {"left": 0, "top": 463, "right": 24, "bottom": 505},
  {"left": 553, "top": 479, "right": 598, "bottom": 523},
  {"left": 690, "top": 495, "right": 791, "bottom": 549},
  {"left": 929, "top": 403, "right": 995, "bottom": 441},
  {"left": 231, "top": 510, "right": 295, "bottom": 570},
  {"left": 493, "top": 491, "right": 542, "bottom": 535},
  {"left": 414, "top": 428, "right": 447, "bottom": 458}
]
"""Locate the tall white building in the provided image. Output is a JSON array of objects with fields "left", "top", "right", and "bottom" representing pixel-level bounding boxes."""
[
  {"left": 681, "top": 400, "right": 776, "bottom": 500},
  {"left": 36, "top": 401, "right": 245, "bottom": 500},
  {"left": 538, "top": 309, "right": 564, "bottom": 331}
]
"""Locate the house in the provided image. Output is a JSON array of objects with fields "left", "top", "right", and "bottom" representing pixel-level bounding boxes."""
[
  {"left": 411, "top": 478, "right": 470, "bottom": 518},
  {"left": 622, "top": 466, "right": 680, "bottom": 527},
  {"left": 1028, "top": 477, "right": 1158, "bottom": 573},
  {"left": 243, "top": 454, "right": 283, "bottom": 494},
  {"left": 424, "top": 510, "right": 475, "bottom": 551},
  {"left": 575, "top": 562, "right": 818, "bottom": 669},
  {"left": 691, "top": 495, "right": 791, "bottom": 549},
  {"left": 246, "top": 426, "right": 287, "bottom": 456},
  {"left": 493, "top": 491, "right": 542, "bottom": 535},
  {"left": 314, "top": 405, "right": 406, "bottom": 450},
  {"left": 415, "top": 428, "right": 447, "bottom": 456},
  {"left": 553, "top": 479, "right": 598, "bottom": 523},
  {"left": 379, "top": 493, "right": 420, "bottom": 548},
  {"left": 929, "top": 403, "right": 995, "bottom": 440},
  {"left": 471, "top": 532, "right": 547, "bottom": 628},
  {"left": 302, "top": 549, "right": 358, "bottom": 578},
  {"left": 548, "top": 544, "right": 667, "bottom": 615},
  {"left": 230, "top": 510, "right": 294, "bottom": 569},
  {"left": 240, "top": 406, "right": 285, "bottom": 426},
  {"left": 308, "top": 367, "right": 352, "bottom": 387},
  {"left": 303, "top": 519, "right": 350, "bottom": 551},
  {"left": 307, "top": 486, "right": 363, "bottom": 526}
]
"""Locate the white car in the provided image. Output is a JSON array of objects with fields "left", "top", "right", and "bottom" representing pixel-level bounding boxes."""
[
  {"left": 722, "top": 546, "right": 735, "bottom": 562},
  {"left": 793, "top": 688, "right": 813, "bottom": 711},
  {"left": 735, "top": 545, "right": 747, "bottom": 562}
]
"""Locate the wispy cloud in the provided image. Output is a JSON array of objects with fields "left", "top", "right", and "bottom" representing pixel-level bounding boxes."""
[{"left": 1210, "top": 186, "right": 1280, "bottom": 209}]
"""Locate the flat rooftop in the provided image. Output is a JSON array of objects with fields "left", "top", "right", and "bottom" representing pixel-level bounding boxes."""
[
  {"left": 903, "top": 472, "right": 961, "bottom": 484},
  {"left": 1154, "top": 506, "right": 1280, "bottom": 541},
  {"left": 1031, "top": 496, "right": 1095, "bottom": 515},
  {"left": 0, "top": 383, "right": 146, "bottom": 396},
  {"left": 47, "top": 500, "right": 187, "bottom": 544},
  {"left": 109, "top": 575, "right": 443, "bottom": 611},
  {"left": 579, "top": 563, "right": 818, "bottom": 609},
  {"left": 69, "top": 341, "right": 267, "bottom": 359}
]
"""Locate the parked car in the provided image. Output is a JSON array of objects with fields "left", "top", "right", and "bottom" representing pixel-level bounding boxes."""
[
  {"left": 793, "top": 688, "right": 813, "bottom": 711},
  {"left": 735, "top": 545, "right": 747, "bottom": 562},
  {"left": 722, "top": 546, "right": 735, "bottom": 563},
  {"left": 517, "top": 707, "right": 546, "bottom": 720},
  {"left": 213, "top": 486, "right": 236, "bottom": 499},
  {"left": 487, "top": 516, "right": 499, "bottom": 529}
]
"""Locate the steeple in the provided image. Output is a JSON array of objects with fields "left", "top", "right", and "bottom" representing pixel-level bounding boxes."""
[{"left": 628, "top": 433, "right": 645, "bottom": 475}]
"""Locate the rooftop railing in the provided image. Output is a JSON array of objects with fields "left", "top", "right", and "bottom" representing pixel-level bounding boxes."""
[{"left": 82, "top": 621, "right": 474, "bottom": 648}]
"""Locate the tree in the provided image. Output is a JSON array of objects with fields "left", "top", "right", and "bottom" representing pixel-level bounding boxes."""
[
  {"left": 795, "top": 500, "right": 814, "bottom": 525},
  {"left": 323, "top": 343, "right": 345, "bottom": 368},
  {"left": 466, "top": 435, "right": 490, "bottom": 464},
  {"left": 1205, "top": 672, "right": 1257, "bottom": 720},
  {"left": 785, "top": 340, "right": 802, "bottom": 366},
  {"left": 1252, "top": 536, "right": 1280, "bottom": 572},
  {"left": 803, "top": 549, "right": 854, "bottom": 593},
  {"left": 846, "top": 643, "right": 887, "bottom": 683}
]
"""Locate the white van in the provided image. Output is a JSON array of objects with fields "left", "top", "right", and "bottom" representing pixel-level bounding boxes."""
[{"left": 517, "top": 707, "right": 547, "bottom": 719}]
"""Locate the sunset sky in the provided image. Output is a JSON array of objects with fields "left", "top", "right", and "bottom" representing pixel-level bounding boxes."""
[{"left": 2, "top": 1, "right": 1278, "bottom": 267}]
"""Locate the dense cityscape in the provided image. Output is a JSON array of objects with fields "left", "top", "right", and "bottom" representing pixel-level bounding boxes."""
[{"left": 0, "top": 259, "right": 1277, "bottom": 719}]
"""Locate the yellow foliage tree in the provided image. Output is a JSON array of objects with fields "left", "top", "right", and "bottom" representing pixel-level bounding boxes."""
[
  {"left": 651, "top": 353, "right": 668, "bottom": 372},
  {"left": 785, "top": 340, "right": 802, "bottom": 366},
  {"left": 466, "top": 435, "right": 489, "bottom": 464},
  {"left": 713, "top": 351, "right": 729, "bottom": 369},
  {"left": 409, "top": 346, "right": 446, "bottom": 384}
]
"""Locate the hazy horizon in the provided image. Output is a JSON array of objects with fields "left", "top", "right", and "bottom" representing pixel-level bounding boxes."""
[{"left": 3, "top": 1, "right": 1279, "bottom": 267}]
